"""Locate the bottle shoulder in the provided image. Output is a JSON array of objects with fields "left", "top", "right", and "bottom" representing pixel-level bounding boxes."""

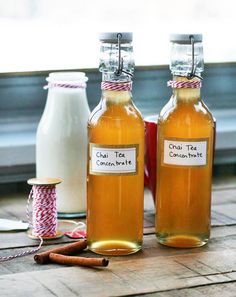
[
  {"left": 88, "top": 99, "right": 144, "bottom": 127},
  {"left": 158, "top": 96, "right": 214, "bottom": 127}
]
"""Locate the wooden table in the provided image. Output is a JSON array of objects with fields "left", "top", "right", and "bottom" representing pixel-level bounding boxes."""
[{"left": 0, "top": 176, "right": 236, "bottom": 297}]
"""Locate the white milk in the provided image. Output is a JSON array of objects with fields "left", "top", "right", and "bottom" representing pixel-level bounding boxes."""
[{"left": 36, "top": 72, "right": 90, "bottom": 216}]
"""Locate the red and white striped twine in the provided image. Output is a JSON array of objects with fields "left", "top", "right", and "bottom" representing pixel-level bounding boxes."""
[
  {"left": 0, "top": 240, "right": 43, "bottom": 262},
  {"left": 44, "top": 82, "right": 86, "bottom": 89},
  {"left": 28, "top": 185, "right": 57, "bottom": 237},
  {"left": 101, "top": 81, "right": 132, "bottom": 91},
  {"left": 167, "top": 80, "right": 202, "bottom": 89},
  {"left": 0, "top": 185, "right": 57, "bottom": 262}
]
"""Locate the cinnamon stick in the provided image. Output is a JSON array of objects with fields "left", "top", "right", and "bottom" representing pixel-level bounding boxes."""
[
  {"left": 49, "top": 253, "right": 109, "bottom": 267},
  {"left": 34, "top": 240, "right": 87, "bottom": 264}
]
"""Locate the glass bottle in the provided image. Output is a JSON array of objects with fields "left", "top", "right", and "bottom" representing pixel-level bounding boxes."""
[
  {"left": 155, "top": 34, "right": 214, "bottom": 248},
  {"left": 36, "top": 72, "right": 90, "bottom": 218},
  {"left": 87, "top": 32, "right": 144, "bottom": 255}
]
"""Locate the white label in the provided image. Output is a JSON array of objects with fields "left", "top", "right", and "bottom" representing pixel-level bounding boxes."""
[
  {"left": 163, "top": 139, "right": 208, "bottom": 167},
  {"left": 90, "top": 144, "right": 138, "bottom": 175}
]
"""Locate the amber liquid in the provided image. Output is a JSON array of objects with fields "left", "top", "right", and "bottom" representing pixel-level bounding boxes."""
[
  {"left": 155, "top": 77, "right": 214, "bottom": 248},
  {"left": 87, "top": 89, "right": 144, "bottom": 255}
]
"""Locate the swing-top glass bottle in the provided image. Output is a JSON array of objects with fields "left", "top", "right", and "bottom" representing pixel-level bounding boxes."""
[
  {"left": 155, "top": 34, "right": 215, "bottom": 248},
  {"left": 87, "top": 32, "right": 144, "bottom": 255}
]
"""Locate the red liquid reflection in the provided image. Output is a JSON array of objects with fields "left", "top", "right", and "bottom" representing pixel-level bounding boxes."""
[{"left": 144, "top": 115, "right": 158, "bottom": 202}]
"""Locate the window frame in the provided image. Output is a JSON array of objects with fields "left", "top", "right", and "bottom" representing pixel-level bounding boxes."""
[{"left": 0, "top": 63, "right": 236, "bottom": 182}]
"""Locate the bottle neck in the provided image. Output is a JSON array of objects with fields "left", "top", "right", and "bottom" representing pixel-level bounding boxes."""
[
  {"left": 47, "top": 87, "right": 87, "bottom": 102},
  {"left": 102, "top": 90, "right": 132, "bottom": 104},
  {"left": 102, "top": 72, "right": 132, "bottom": 83},
  {"left": 172, "top": 76, "right": 201, "bottom": 102},
  {"left": 45, "top": 87, "right": 89, "bottom": 116}
]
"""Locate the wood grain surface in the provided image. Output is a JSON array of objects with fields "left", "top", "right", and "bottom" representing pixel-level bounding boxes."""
[{"left": 0, "top": 177, "right": 235, "bottom": 296}]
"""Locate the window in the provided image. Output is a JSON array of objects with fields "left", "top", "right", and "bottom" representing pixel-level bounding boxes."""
[{"left": 0, "top": 0, "right": 236, "bottom": 72}]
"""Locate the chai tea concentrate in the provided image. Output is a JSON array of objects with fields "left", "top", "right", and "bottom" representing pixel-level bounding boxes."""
[
  {"left": 87, "top": 32, "right": 144, "bottom": 255},
  {"left": 155, "top": 34, "right": 215, "bottom": 248}
]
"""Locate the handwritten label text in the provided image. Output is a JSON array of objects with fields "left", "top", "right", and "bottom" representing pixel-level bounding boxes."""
[
  {"left": 163, "top": 139, "right": 208, "bottom": 166},
  {"left": 90, "top": 145, "right": 138, "bottom": 175}
]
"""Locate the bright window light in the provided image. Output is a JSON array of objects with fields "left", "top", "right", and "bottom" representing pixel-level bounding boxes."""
[{"left": 0, "top": 0, "right": 235, "bottom": 72}]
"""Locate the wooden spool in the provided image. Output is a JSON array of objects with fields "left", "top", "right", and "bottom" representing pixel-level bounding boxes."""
[
  {"left": 27, "top": 177, "right": 64, "bottom": 240},
  {"left": 27, "top": 177, "right": 62, "bottom": 186}
]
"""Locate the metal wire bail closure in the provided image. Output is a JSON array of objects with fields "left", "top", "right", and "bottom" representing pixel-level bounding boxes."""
[
  {"left": 115, "top": 33, "right": 133, "bottom": 78},
  {"left": 187, "top": 35, "right": 203, "bottom": 80},
  {"left": 115, "top": 33, "right": 122, "bottom": 76}
]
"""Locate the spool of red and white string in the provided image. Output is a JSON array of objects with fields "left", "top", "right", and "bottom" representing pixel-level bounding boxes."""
[
  {"left": 101, "top": 81, "right": 132, "bottom": 91},
  {"left": 167, "top": 80, "right": 202, "bottom": 89},
  {"left": 0, "top": 178, "right": 62, "bottom": 262},
  {"left": 27, "top": 178, "right": 63, "bottom": 239}
]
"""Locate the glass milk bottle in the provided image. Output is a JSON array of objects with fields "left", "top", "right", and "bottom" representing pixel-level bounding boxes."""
[
  {"left": 87, "top": 32, "right": 144, "bottom": 255},
  {"left": 36, "top": 72, "right": 90, "bottom": 218},
  {"left": 155, "top": 34, "right": 214, "bottom": 248}
]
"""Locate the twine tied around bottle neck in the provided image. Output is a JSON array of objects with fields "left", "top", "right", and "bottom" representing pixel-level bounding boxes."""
[
  {"left": 44, "top": 82, "right": 87, "bottom": 90},
  {"left": 101, "top": 81, "right": 132, "bottom": 91},
  {"left": 167, "top": 80, "right": 202, "bottom": 89}
]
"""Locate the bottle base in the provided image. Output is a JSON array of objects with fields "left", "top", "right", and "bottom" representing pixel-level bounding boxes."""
[
  {"left": 57, "top": 211, "right": 86, "bottom": 219},
  {"left": 88, "top": 240, "right": 142, "bottom": 256},
  {"left": 156, "top": 233, "right": 209, "bottom": 248}
]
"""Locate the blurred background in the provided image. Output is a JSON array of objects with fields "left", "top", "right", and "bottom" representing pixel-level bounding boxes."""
[{"left": 0, "top": 0, "right": 235, "bottom": 71}]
